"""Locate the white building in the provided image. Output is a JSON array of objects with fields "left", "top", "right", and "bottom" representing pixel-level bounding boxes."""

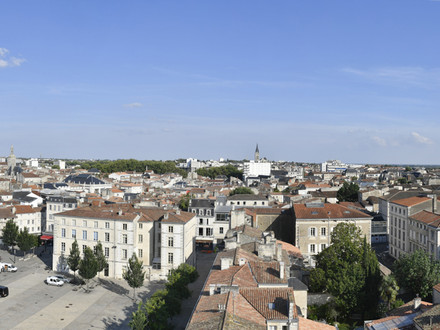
[
  {"left": 243, "top": 161, "right": 271, "bottom": 179},
  {"left": 46, "top": 195, "right": 79, "bottom": 232}
]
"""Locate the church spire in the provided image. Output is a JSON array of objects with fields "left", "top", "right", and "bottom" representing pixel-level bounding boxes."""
[{"left": 254, "top": 144, "right": 260, "bottom": 162}]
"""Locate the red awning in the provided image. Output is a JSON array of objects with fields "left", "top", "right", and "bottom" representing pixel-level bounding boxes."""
[{"left": 40, "top": 235, "right": 53, "bottom": 240}]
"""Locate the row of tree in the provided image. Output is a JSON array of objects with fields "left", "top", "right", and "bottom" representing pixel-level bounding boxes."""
[
  {"left": 80, "top": 159, "right": 187, "bottom": 177},
  {"left": 67, "top": 239, "right": 108, "bottom": 290},
  {"left": 130, "top": 263, "right": 198, "bottom": 330},
  {"left": 196, "top": 164, "right": 243, "bottom": 180},
  {"left": 1, "top": 219, "right": 39, "bottom": 255}
]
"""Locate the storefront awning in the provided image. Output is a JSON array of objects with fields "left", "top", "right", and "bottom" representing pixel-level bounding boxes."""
[{"left": 40, "top": 235, "right": 53, "bottom": 240}]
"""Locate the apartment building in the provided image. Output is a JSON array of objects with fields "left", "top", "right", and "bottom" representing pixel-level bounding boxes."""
[
  {"left": 292, "top": 202, "right": 372, "bottom": 264},
  {"left": 0, "top": 205, "right": 42, "bottom": 235},
  {"left": 53, "top": 204, "right": 196, "bottom": 279},
  {"left": 408, "top": 211, "right": 440, "bottom": 259},
  {"left": 46, "top": 195, "right": 78, "bottom": 232},
  {"left": 188, "top": 199, "right": 215, "bottom": 247},
  {"left": 388, "top": 196, "right": 436, "bottom": 259}
]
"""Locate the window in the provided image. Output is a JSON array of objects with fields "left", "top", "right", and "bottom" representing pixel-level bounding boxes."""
[
  {"left": 309, "top": 244, "right": 316, "bottom": 253},
  {"left": 168, "top": 252, "right": 174, "bottom": 264},
  {"left": 199, "top": 219, "right": 203, "bottom": 225},
  {"left": 320, "top": 244, "right": 326, "bottom": 251},
  {"left": 310, "top": 227, "right": 316, "bottom": 237},
  {"left": 139, "top": 223, "right": 143, "bottom": 229},
  {"left": 104, "top": 247, "right": 109, "bottom": 257},
  {"left": 94, "top": 231, "right": 98, "bottom": 241},
  {"left": 105, "top": 232, "right": 110, "bottom": 242},
  {"left": 72, "top": 229, "right": 76, "bottom": 238},
  {"left": 123, "top": 234, "right": 128, "bottom": 244},
  {"left": 168, "top": 226, "right": 173, "bottom": 233},
  {"left": 138, "top": 234, "right": 143, "bottom": 243},
  {"left": 49, "top": 205, "right": 52, "bottom": 211},
  {"left": 199, "top": 228, "right": 203, "bottom": 236},
  {"left": 72, "top": 219, "right": 76, "bottom": 226},
  {"left": 220, "top": 227, "right": 224, "bottom": 234},
  {"left": 82, "top": 245, "right": 87, "bottom": 252},
  {"left": 206, "top": 228, "right": 213, "bottom": 236},
  {"left": 138, "top": 249, "right": 143, "bottom": 258},
  {"left": 321, "top": 227, "right": 326, "bottom": 236},
  {"left": 61, "top": 242, "right": 65, "bottom": 252},
  {"left": 94, "top": 221, "right": 98, "bottom": 228},
  {"left": 105, "top": 222, "right": 110, "bottom": 229},
  {"left": 216, "top": 214, "right": 227, "bottom": 221},
  {"left": 123, "top": 223, "right": 128, "bottom": 230},
  {"left": 83, "top": 230, "right": 87, "bottom": 240},
  {"left": 262, "top": 202, "right": 265, "bottom": 205},
  {"left": 168, "top": 237, "right": 174, "bottom": 247},
  {"left": 61, "top": 228, "right": 66, "bottom": 238},
  {"left": 206, "top": 210, "right": 211, "bottom": 216},
  {"left": 199, "top": 209, "right": 203, "bottom": 216},
  {"left": 83, "top": 220, "right": 87, "bottom": 227},
  {"left": 122, "top": 249, "right": 128, "bottom": 260}
]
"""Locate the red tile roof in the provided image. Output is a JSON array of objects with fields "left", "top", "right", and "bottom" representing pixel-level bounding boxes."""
[
  {"left": 393, "top": 196, "right": 431, "bottom": 207},
  {"left": 293, "top": 203, "right": 371, "bottom": 220}
]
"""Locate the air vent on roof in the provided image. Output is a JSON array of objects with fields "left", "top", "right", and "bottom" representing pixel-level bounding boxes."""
[
  {"left": 306, "top": 202, "right": 324, "bottom": 208},
  {"left": 268, "top": 302, "right": 275, "bottom": 310},
  {"left": 344, "top": 211, "right": 350, "bottom": 214},
  {"left": 311, "top": 211, "right": 318, "bottom": 215}
]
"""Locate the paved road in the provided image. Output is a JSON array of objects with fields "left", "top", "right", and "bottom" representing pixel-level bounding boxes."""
[{"left": 0, "top": 248, "right": 164, "bottom": 330}]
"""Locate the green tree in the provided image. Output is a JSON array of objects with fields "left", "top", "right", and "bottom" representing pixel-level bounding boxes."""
[
  {"left": 16, "top": 227, "right": 38, "bottom": 256},
  {"left": 379, "top": 275, "right": 399, "bottom": 310},
  {"left": 94, "top": 241, "right": 108, "bottom": 273},
  {"left": 309, "top": 268, "right": 327, "bottom": 293},
  {"left": 129, "top": 302, "right": 147, "bottom": 330},
  {"left": 394, "top": 249, "right": 440, "bottom": 299},
  {"left": 229, "top": 187, "right": 254, "bottom": 196},
  {"left": 337, "top": 181, "right": 359, "bottom": 202},
  {"left": 67, "top": 239, "right": 81, "bottom": 282},
  {"left": 78, "top": 246, "right": 99, "bottom": 292},
  {"left": 123, "top": 253, "right": 146, "bottom": 300},
  {"left": 178, "top": 194, "right": 191, "bottom": 211},
  {"left": 166, "top": 270, "right": 190, "bottom": 299},
  {"left": 1, "top": 219, "right": 19, "bottom": 248},
  {"left": 314, "top": 222, "right": 380, "bottom": 320},
  {"left": 144, "top": 294, "right": 170, "bottom": 330}
]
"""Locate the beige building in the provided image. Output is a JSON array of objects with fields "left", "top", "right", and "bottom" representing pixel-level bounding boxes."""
[
  {"left": 293, "top": 202, "right": 372, "bottom": 264},
  {"left": 53, "top": 204, "right": 196, "bottom": 279},
  {"left": 408, "top": 211, "right": 440, "bottom": 260}
]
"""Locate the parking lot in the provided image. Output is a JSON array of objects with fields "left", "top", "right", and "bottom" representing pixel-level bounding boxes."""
[{"left": 0, "top": 248, "right": 164, "bottom": 330}]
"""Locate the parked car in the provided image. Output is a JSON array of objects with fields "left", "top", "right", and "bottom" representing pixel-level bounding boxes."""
[
  {"left": 45, "top": 276, "right": 64, "bottom": 286},
  {"left": 54, "top": 275, "right": 71, "bottom": 283},
  {"left": 0, "top": 263, "right": 17, "bottom": 272},
  {"left": 0, "top": 285, "right": 8, "bottom": 297}
]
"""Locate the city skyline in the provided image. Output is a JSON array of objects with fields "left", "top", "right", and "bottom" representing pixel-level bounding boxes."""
[{"left": 2, "top": 1, "right": 440, "bottom": 164}]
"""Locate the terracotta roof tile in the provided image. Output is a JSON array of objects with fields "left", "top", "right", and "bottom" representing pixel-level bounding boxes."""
[
  {"left": 293, "top": 203, "right": 371, "bottom": 220},
  {"left": 393, "top": 196, "right": 431, "bottom": 207}
]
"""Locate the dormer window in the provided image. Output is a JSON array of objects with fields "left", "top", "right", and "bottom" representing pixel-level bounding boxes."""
[{"left": 268, "top": 302, "right": 275, "bottom": 310}]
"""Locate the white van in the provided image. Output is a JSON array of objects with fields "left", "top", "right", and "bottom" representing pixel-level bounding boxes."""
[{"left": 0, "top": 263, "right": 17, "bottom": 272}]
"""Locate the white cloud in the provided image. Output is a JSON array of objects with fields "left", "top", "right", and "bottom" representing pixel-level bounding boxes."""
[
  {"left": 0, "top": 48, "right": 26, "bottom": 68},
  {"left": 124, "top": 102, "right": 143, "bottom": 108},
  {"left": 342, "top": 66, "right": 440, "bottom": 88},
  {"left": 411, "top": 132, "right": 433, "bottom": 145},
  {"left": 371, "top": 136, "right": 387, "bottom": 147}
]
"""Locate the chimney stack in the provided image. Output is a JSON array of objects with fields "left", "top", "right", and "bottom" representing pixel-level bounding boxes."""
[
  {"left": 280, "top": 262, "right": 285, "bottom": 279},
  {"left": 164, "top": 213, "right": 169, "bottom": 220},
  {"left": 414, "top": 295, "right": 421, "bottom": 310}
]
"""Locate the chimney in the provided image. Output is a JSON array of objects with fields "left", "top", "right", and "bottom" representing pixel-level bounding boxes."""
[
  {"left": 239, "top": 258, "right": 246, "bottom": 266},
  {"left": 221, "top": 257, "right": 232, "bottom": 270},
  {"left": 209, "top": 284, "right": 216, "bottom": 296},
  {"left": 176, "top": 209, "right": 181, "bottom": 215},
  {"left": 414, "top": 295, "right": 421, "bottom": 310},
  {"left": 280, "top": 262, "right": 285, "bottom": 280},
  {"left": 433, "top": 194, "right": 437, "bottom": 213},
  {"left": 288, "top": 291, "right": 295, "bottom": 320},
  {"left": 277, "top": 243, "right": 283, "bottom": 261},
  {"left": 164, "top": 213, "right": 169, "bottom": 220}
]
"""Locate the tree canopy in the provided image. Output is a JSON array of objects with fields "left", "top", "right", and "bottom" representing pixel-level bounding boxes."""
[
  {"left": 196, "top": 165, "right": 242, "bottom": 180},
  {"left": 337, "top": 181, "right": 359, "bottom": 202},
  {"left": 1, "top": 219, "right": 19, "bottom": 247},
  {"left": 79, "top": 246, "right": 99, "bottom": 292},
  {"left": 229, "top": 187, "right": 254, "bottom": 196},
  {"left": 16, "top": 227, "right": 38, "bottom": 254},
  {"left": 80, "top": 159, "right": 187, "bottom": 177},
  {"left": 123, "top": 253, "right": 146, "bottom": 300},
  {"left": 68, "top": 239, "right": 81, "bottom": 281},
  {"left": 94, "top": 241, "right": 108, "bottom": 273},
  {"left": 394, "top": 249, "right": 440, "bottom": 299},
  {"left": 310, "top": 222, "right": 380, "bottom": 321}
]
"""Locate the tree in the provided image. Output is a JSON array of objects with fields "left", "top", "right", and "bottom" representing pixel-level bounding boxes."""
[
  {"left": 178, "top": 194, "right": 191, "bottom": 211},
  {"left": 78, "top": 246, "right": 99, "bottom": 292},
  {"left": 123, "top": 253, "right": 146, "bottom": 300},
  {"left": 229, "top": 187, "right": 254, "bottom": 196},
  {"left": 16, "top": 227, "right": 38, "bottom": 256},
  {"left": 144, "top": 293, "right": 169, "bottom": 330},
  {"left": 166, "top": 270, "right": 190, "bottom": 299},
  {"left": 379, "top": 275, "right": 399, "bottom": 310},
  {"left": 1, "top": 219, "right": 19, "bottom": 248},
  {"left": 67, "top": 239, "right": 81, "bottom": 282},
  {"left": 337, "top": 181, "right": 359, "bottom": 202},
  {"left": 129, "top": 302, "right": 147, "bottom": 330},
  {"left": 94, "top": 241, "right": 108, "bottom": 273},
  {"left": 313, "top": 222, "right": 380, "bottom": 320},
  {"left": 394, "top": 249, "right": 440, "bottom": 299}
]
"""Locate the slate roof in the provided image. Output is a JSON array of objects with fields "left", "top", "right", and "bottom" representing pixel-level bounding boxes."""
[
  {"left": 63, "top": 174, "right": 105, "bottom": 185},
  {"left": 228, "top": 194, "right": 267, "bottom": 201},
  {"left": 189, "top": 199, "right": 215, "bottom": 208}
]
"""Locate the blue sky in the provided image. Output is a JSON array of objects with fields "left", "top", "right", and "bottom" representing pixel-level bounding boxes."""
[{"left": 1, "top": 1, "right": 440, "bottom": 164}]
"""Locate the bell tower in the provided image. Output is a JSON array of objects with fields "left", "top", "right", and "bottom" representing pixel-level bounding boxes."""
[{"left": 254, "top": 144, "right": 260, "bottom": 162}]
